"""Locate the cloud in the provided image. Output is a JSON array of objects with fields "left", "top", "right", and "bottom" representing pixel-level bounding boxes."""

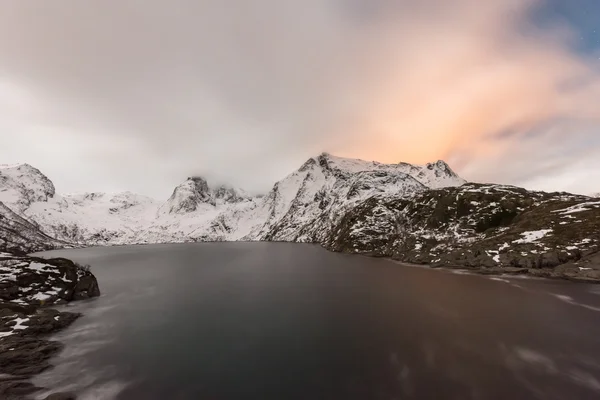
[{"left": 0, "top": 0, "right": 599, "bottom": 197}]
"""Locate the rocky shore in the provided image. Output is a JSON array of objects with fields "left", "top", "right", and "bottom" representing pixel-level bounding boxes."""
[
  {"left": 324, "top": 183, "right": 600, "bottom": 282},
  {"left": 0, "top": 252, "right": 100, "bottom": 399}
]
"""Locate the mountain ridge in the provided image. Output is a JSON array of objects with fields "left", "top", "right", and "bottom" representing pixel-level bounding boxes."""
[
  {"left": 0, "top": 154, "right": 464, "bottom": 246},
  {"left": 1, "top": 154, "right": 598, "bottom": 281}
]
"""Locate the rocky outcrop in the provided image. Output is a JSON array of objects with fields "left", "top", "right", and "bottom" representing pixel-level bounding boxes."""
[
  {"left": 0, "top": 255, "right": 100, "bottom": 306},
  {"left": 324, "top": 183, "right": 600, "bottom": 280},
  {"left": 0, "top": 254, "right": 100, "bottom": 399}
]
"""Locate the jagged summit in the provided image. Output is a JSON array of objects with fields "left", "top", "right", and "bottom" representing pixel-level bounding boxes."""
[
  {"left": 299, "top": 153, "right": 465, "bottom": 189},
  {"left": 164, "top": 176, "right": 215, "bottom": 213},
  {"left": 163, "top": 176, "right": 251, "bottom": 214}
]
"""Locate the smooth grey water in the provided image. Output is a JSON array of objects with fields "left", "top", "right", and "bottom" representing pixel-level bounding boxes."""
[{"left": 32, "top": 243, "right": 600, "bottom": 400}]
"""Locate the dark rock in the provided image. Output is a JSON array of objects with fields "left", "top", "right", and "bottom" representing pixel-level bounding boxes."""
[
  {"left": 0, "top": 255, "right": 100, "bottom": 307},
  {"left": 73, "top": 275, "right": 101, "bottom": 300},
  {"left": 0, "top": 378, "right": 42, "bottom": 399},
  {"left": 0, "top": 252, "right": 99, "bottom": 398},
  {"left": 20, "top": 310, "right": 80, "bottom": 336},
  {"left": 324, "top": 183, "right": 600, "bottom": 281},
  {"left": 0, "top": 336, "right": 63, "bottom": 376}
]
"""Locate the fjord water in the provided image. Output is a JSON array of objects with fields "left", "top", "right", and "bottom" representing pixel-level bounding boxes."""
[{"left": 33, "top": 243, "right": 600, "bottom": 400}]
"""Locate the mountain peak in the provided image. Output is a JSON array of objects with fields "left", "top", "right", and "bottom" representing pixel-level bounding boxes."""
[
  {"left": 188, "top": 176, "right": 208, "bottom": 183},
  {"left": 0, "top": 163, "right": 56, "bottom": 212},
  {"left": 163, "top": 177, "right": 215, "bottom": 213},
  {"left": 298, "top": 153, "right": 465, "bottom": 189},
  {"left": 425, "top": 159, "right": 459, "bottom": 175},
  {"left": 163, "top": 176, "right": 252, "bottom": 214}
]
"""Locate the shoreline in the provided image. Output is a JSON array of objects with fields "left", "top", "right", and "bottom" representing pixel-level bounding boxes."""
[
  {"left": 388, "top": 258, "right": 600, "bottom": 284},
  {"left": 340, "top": 248, "right": 600, "bottom": 284},
  {"left": 41, "top": 240, "right": 600, "bottom": 284},
  {"left": 0, "top": 307, "right": 81, "bottom": 399},
  {"left": 0, "top": 253, "right": 100, "bottom": 399}
]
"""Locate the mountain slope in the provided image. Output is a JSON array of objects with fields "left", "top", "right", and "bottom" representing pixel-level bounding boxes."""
[
  {"left": 254, "top": 154, "right": 432, "bottom": 242},
  {"left": 0, "top": 201, "right": 68, "bottom": 254},
  {"left": 324, "top": 183, "right": 600, "bottom": 281}
]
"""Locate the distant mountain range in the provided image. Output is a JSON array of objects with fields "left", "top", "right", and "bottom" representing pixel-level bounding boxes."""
[
  {"left": 0, "top": 154, "right": 464, "bottom": 245},
  {"left": 1, "top": 154, "right": 599, "bottom": 281}
]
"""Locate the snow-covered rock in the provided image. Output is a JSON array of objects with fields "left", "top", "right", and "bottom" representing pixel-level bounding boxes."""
[
  {"left": 0, "top": 164, "right": 55, "bottom": 214},
  {"left": 161, "top": 177, "right": 253, "bottom": 215},
  {"left": 163, "top": 177, "right": 216, "bottom": 213},
  {"left": 214, "top": 185, "right": 252, "bottom": 205},
  {"left": 324, "top": 183, "right": 600, "bottom": 280},
  {"left": 322, "top": 155, "right": 465, "bottom": 189},
  {"left": 0, "top": 254, "right": 100, "bottom": 307},
  {"left": 0, "top": 252, "right": 100, "bottom": 394},
  {"left": 0, "top": 201, "right": 68, "bottom": 254},
  {"left": 252, "top": 154, "right": 431, "bottom": 242}
]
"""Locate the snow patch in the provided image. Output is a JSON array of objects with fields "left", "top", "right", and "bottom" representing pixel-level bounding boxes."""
[
  {"left": 552, "top": 201, "right": 600, "bottom": 215},
  {"left": 513, "top": 229, "right": 552, "bottom": 244},
  {"left": 0, "top": 316, "right": 30, "bottom": 338},
  {"left": 28, "top": 262, "right": 51, "bottom": 272}
]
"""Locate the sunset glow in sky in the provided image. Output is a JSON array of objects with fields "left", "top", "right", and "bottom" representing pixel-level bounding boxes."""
[{"left": 0, "top": 0, "right": 599, "bottom": 197}]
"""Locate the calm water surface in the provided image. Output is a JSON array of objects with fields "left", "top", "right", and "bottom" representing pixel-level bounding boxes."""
[{"left": 32, "top": 243, "right": 600, "bottom": 399}]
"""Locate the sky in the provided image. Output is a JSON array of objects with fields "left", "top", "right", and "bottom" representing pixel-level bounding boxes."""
[{"left": 0, "top": 0, "right": 599, "bottom": 198}]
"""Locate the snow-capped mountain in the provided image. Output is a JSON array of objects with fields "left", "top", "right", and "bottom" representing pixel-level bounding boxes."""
[
  {"left": 249, "top": 154, "right": 438, "bottom": 242},
  {"left": 0, "top": 153, "right": 465, "bottom": 246},
  {"left": 1, "top": 153, "right": 599, "bottom": 280}
]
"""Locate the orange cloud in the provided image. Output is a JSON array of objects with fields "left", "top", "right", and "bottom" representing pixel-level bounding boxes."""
[{"left": 329, "top": 0, "right": 600, "bottom": 179}]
